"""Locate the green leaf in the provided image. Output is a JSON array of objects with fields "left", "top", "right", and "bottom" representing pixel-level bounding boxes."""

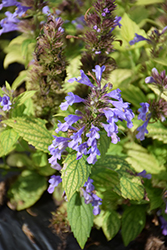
[
  {"left": 121, "top": 85, "right": 147, "bottom": 108},
  {"left": 145, "top": 186, "right": 163, "bottom": 210},
  {"left": 98, "top": 130, "right": 111, "bottom": 159},
  {"left": 147, "top": 122, "right": 167, "bottom": 143},
  {"left": 122, "top": 205, "right": 146, "bottom": 246},
  {"left": 12, "top": 98, "right": 35, "bottom": 117},
  {"left": 14, "top": 90, "right": 36, "bottom": 106},
  {"left": 12, "top": 70, "right": 28, "bottom": 91},
  {"left": 2, "top": 117, "right": 53, "bottom": 153},
  {"left": 135, "top": 0, "right": 164, "bottom": 5},
  {"left": 94, "top": 156, "right": 144, "bottom": 200},
  {"left": 0, "top": 128, "right": 19, "bottom": 157},
  {"left": 21, "top": 38, "right": 36, "bottom": 58},
  {"left": 108, "top": 69, "right": 133, "bottom": 89},
  {"left": 5, "top": 81, "right": 11, "bottom": 91},
  {"left": 102, "top": 211, "right": 121, "bottom": 241},
  {"left": 8, "top": 170, "right": 47, "bottom": 210},
  {"left": 152, "top": 57, "right": 167, "bottom": 67},
  {"left": 67, "top": 192, "right": 94, "bottom": 249},
  {"left": 7, "top": 153, "right": 32, "bottom": 168},
  {"left": 62, "top": 154, "right": 91, "bottom": 201},
  {"left": 148, "top": 84, "right": 167, "bottom": 102},
  {"left": 31, "top": 151, "right": 48, "bottom": 167},
  {"left": 91, "top": 166, "right": 119, "bottom": 190},
  {"left": 125, "top": 142, "right": 165, "bottom": 174},
  {"left": 115, "top": 13, "right": 147, "bottom": 51}
]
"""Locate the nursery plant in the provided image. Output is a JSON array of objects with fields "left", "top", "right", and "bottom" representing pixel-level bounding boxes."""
[{"left": 1, "top": 0, "right": 167, "bottom": 248}]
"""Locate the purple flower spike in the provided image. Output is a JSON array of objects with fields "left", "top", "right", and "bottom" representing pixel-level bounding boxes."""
[
  {"left": 136, "top": 119, "right": 149, "bottom": 141},
  {"left": 60, "top": 92, "right": 85, "bottom": 111},
  {"left": 68, "top": 126, "right": 85, "bottom": 150},
  {"left": 105, "top": 88, "right": 121, "bottom": 100},
  {"left": 84, "top": 177, "right": 95, "bottom": 193},
  {"left": 86, "top": 124, "right": 100, "bottom": 146},
  {"left": 91, "top": 193, "right": 102, "bottom": 216},
  {"left": 0, "top": 11, "right": 19, "bottom": 35},
  {"left": 92, "top": 65, "right": 105, "bottom": 83},
  {"left": 129, "top": 33, "right": 149, "bottom": 45},
  {"left": 47, "top": 175, "right": 62, "bottom": 194},
  {"left": 138, "top": 102, "right": 149, "bottom": 121},
  {"left": 0, "top": 0, "right": 18, "bottom": 10},
  {"left": 78, "top": 70, "right": 94, "bottom": 88},
  {"left": 55, "top": 115, "right": 82, "bottom": 133},
  {"left": 82, "top": 178, "right": 102, "bottom": 215},
  {"left": 137, "top": 170, "right": 152, "bottom": 179},
  {"left": 0, "top": 95, "right": 12, "bottom": 111}
]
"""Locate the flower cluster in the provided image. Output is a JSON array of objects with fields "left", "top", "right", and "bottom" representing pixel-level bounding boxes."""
[
  {"left": 136, "top": 102, "right": 151, "bottom": 141},
  {"left": 48, "top": 65, "right": 134, "bottom": 167},
  {"left": 0, "top": 94, "right": 11, "bottom": 111},
  {"left": 145, "top": 68, "right": 167, "bottom": 90},
  {"left": 82, "top": 177, "right": 102, "bottom": 215},
  {"left": 0, "top": 0, "right": 31, "bottom": 35},
  {"left": 80, "top": 0, "right": 122, "bottom": 79},
  {"left": 47, "top": 175, "right": 62, "bottom": 194}
]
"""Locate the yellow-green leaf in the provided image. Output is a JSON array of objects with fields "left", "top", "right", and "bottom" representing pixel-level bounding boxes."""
[
  {"left": 2, "top": 117, "right": 53, "bottom": 153},
  {"left": 102, "top": 211, "right": 121, "bottom": 241},
  {"left": 62, "top": 154, "right": 91, "bottom": 201},
  {"left": 0, "top": 128, "right": 19, "bottom": 157}
]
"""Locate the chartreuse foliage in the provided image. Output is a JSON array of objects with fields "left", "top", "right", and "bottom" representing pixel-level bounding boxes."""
[
  {"left": 62, "top": 154, "right": 92, "bottom": 201},
  {"left": 2, "top": 117, "right": 53, "bottom": 153},
  {"left": 0, "top": 128, "right": 19, "bottom": 157},
  {"left": 92, "top": 156, "right": 144, "bottom": 200}
]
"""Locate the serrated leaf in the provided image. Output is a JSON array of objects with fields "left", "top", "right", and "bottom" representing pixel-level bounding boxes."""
[
  {"left": 122, "top": 205, "right": 146, "bottom": 246},
  {"left": 121, "top": 85, "right": 147, "bottom": 108},
  {"left": 2, "top": 117, "right": 53, "bottom": 153},
  {"left": 67, "top": 192, "right": 94, "bottom": 249},
  {"left": 102, "top": 211, "right": 121, "bottom": 241},
  {"left": 14, "top": 90, "right": 36, "bottom": 106},
  {"left": 114, "top": 176, "right": 144, "bottom": 200},
  {"left": 125, "top": 142, "right": 165, "bottom": 174},
  {"left": 91, "top": 166, "right": 119, "bottom": 189},
  {"left": 94, "top": 156, "right": 144, "bottom": 200},
  {"left": 147, "top": 122, "right": 167, "bottom": 143},
  {"left": 62, "top": 154, "right": 91, "bottom": 201},
  {"left": 0, "top": 128, "right": 19, "bottom": 157},
  {"left": 98, "top": 131, "right": 111, "bottom": 159},
  {"left": 8, "top": 170, "right": 47, "bottom": 210},
  {"left": 95, "top": 155, "right": 135, "bottom": 176}
]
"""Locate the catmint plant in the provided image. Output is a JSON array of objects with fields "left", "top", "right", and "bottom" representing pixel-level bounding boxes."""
[{"left": 48, "top": 65, "right": 134, "bottom": 168}]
